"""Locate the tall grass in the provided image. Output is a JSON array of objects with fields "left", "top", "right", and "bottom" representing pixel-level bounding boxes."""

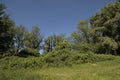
[
  {"left": 0, "top": 59, "right": 120, "bottom": 80},
  {"left": 0, "top": 54, "right": 119, "bottom": 80}
]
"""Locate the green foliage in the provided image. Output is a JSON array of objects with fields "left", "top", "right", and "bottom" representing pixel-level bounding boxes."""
[
  {"left": 43, "top": 34, "right": 64, "bottom": 53},
  {"left": 71, "top": 19, "right": 92, "bottom": 43},
  {"left": 14, "top": 26, "right": 43, "bottom": 57},
  {"left": 14, "top": 25, "right": 27, "bottom": 54},
  {"left": 71, "top": 19, "right": 94, "bottom": 53},
  {"left": 0, "top": 56, "right": 44, "bottom": 70},
  {"left": 19, "top": 48, "right": 40, "bottom": 57},
  {"left": 1, "top": 2, "right": 120, "bottom": 80},
  {"left": 90, "top": 0, "right": 120, "bottom": 54},
  {"left": 54, "top": 41, "right": 71, "bottom": 51},
  {"left": 0, "top": 55, "right": 119, "bottom": 80},
  {"left": 71, "top": 0, "right": 120, "bottom": 55},
  {"left": 43, "top": 42, "right": 72, "bottom": 67},
  {"left": 71, "top": 42, "right": 93, "bottom": 53},
  {"left": 99, "top": 37, "right": 118, "bottom": 54},
  {"left": 70, "top": 52, "right": 115, "bottom": 64},
  {"left": 0, "top": 51, "right": 115, "bottom": 70},
  {"left": 0, "top": 53, "right": 116, "bottom": 69},
  {"left": 24, "top": 26, "right": 43, "bottom": 50},
  {"left": 43, "top": 50, "right": 115, "bottom": 67},
  {"left": 0, "top": 3, "right": 14, "bottom": 56}
]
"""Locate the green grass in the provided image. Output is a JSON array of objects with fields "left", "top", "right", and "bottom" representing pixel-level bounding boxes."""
[
  {"left": 0, "top": 56, "right": 120, "bottom": 80},
  {"left": 37, "top": 60, "right": 120, "bottom": 80}
]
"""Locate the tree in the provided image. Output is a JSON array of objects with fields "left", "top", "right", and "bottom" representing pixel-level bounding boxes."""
[
  {"left": 43, "top": 34, "right": 64, "bottom": 53},
  {"left": 71, "top": 19, "right": 93, "bottom": 53},
  {"left": 90, "top": 0, "right": 120, "bottom": 54},
  {"left": 0, "top": 3, "right": 14, "bottom": 56},
  {"left": 72, "top": 19, "right": 92, "bottom": 43},
  {"left": 14, "top": 25, "right": 27, "bottom": 54},
  {"left": 24, "top": 26, "right": 44, "bottom": 52}
]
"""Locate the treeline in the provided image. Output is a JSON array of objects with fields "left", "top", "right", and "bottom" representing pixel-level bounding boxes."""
[{"left": 0, "top": 0, "right": 120, "bottom": 58}]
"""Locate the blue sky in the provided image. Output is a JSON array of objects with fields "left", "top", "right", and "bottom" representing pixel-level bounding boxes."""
[{"left": 3, "top": 0, "right": 115, "bottom": 37}]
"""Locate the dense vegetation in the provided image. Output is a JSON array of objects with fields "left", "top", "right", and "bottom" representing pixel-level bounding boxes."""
[
  {"left": 1, "top": 0, "right": 120, "bottom": 57},
  {"left": 0, "top": 0, "right": 120, "bottom": 79},
  {"left": 0, "top": 56, "right": 120, "bottom": 80}
]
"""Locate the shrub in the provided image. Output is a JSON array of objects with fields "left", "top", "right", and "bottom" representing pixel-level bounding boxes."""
[
  {"left": 70, "top": 52, "right": 115, "bottom": 64},
  {"left": 19, "top": 48, "right": 39, "bottom": 57},
  {"left": 43, "top": 42, "right": 72, "bottom": 67},
  {"left": 0, "top": 51, "right": 116, "bottom": 69}
]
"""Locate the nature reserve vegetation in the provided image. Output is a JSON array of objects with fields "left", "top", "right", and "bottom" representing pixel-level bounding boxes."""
[{"left": 0, "top": 0, "right": 120, "bottom": 80}]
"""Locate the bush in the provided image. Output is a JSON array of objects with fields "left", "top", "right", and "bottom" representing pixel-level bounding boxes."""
[
  {"left": 43, "top": 42, "right": 72, "bottom": 67},
  {"left": 0, "top": 56, "right": 44, "bottom": 69},
  {"left": 43, "top": 48, "right": 72, "bottom": 67},
  {"left": 0, "top": 52, "right": 116, "bottom": 69},
  {"left": 18, "top": 48, "right": 39, "bottom": 57},
  {"left": 70, "top": 52, "right": 115, "bottom": 64}
]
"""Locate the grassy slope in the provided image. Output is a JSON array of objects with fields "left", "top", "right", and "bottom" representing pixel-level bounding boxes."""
[
  {"left": 39, "top": 60, "right": 120, "bottom": 80},
  {"left": 0, "top": 56, "right": 120, "bottom": 80}
]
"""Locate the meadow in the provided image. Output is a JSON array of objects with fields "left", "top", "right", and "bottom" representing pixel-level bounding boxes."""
[
  {"left": 0, "top": 0, "right": 120, "bottom": 80},
  {"left": 0, "top": 54, "right": 120, "bottom": 80}
]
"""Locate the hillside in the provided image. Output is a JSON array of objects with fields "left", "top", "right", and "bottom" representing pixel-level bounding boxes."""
[
  {"left": 0, "top": 55, "right": 120, "bottom": 80},
  {"left": 0, "top": 0, "right": 120, "bottom": 80}
]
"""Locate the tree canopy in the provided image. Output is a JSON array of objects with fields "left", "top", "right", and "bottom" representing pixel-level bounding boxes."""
[
  {"left": 0, "top": 3, "right": 14, "bottom": 57},
  {"left": 0, "top": 0, "right": 120, "bottom": 57},
  {"left": 90, "top": 0, "right": 120, "bottom": 55}
]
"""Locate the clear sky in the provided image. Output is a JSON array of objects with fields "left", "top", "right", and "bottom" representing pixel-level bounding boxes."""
[{"left": 3, "top": 0, "right": 115, "bottom": 37}]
